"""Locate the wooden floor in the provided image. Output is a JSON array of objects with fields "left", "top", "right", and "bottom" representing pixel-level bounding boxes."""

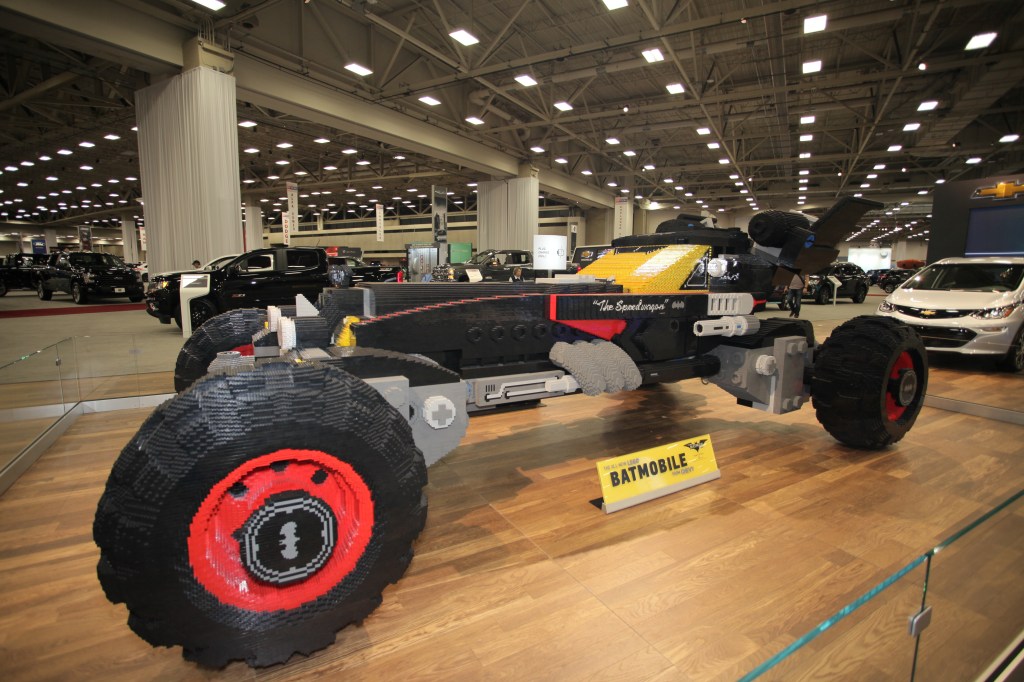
[{"left": 0, "top": 375, "right": 1022, "bottom": 681}]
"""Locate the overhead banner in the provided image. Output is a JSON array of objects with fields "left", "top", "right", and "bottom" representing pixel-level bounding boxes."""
[
  {"left": 31, "top": 237, "right": 47, "bottom": 255},
  {"left": 137, "top": 219, "right": 146, "bottom": 252},
  {"left": 283, "top": 181, "right": 298, "bottom": 246},
  {"left": 78, "top": 225, "right": 93, "bottom": 251},
  {"left": 613, "top": 196, "right": 633, "bottom": 239},
  {"left": 432, "top": 185, "right": 448, "bottom": 244},
  {"left": 596, "top": 434, "right": 720, "bottom": 513},
  {"left": 376, "top": 203, "right": 384, "bottom": 242}
]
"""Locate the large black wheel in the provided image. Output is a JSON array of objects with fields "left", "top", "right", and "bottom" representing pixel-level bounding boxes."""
[
  {"left": 189, "top": 297, "right": 218, "bottom": 330},
  {"left": 883, "top": 282, "right": 897, "bottom": 294},
  {"left": 37, "top": 281, "right": 52, "bottom": 300},
  {"left": 93, "top": 362, "right": 428, "bottom": 668},
  {"left": 815, "top": 284, "right": 832, "bottom": 305},
  {"left": 851, "top": 284, "right": 868, "bottom": 304},
  {"left": 811, "top": 316, "right": 928, "bottom": 449},
  {"left": 72, "top": 281, "right": 88, "bottom": 304},
  {"left": 996, "top": 323, "right": 1024, "bottom": 372},
  {"left": 174, "top": 308, "right": 267, "bottom": 392}
]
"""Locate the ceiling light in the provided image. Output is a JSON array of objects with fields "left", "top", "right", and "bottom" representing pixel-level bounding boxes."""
[
  {"left": 804, "top": 15, "right": 827, "bottom": 33},
  {"left": 38, "top": 155, "right": 51, "bottom": 161},
  {"left": 238, "top": 120, "right": 257, "bottom": 127},
  {"left": 324, "top": 165, "right": 338, "bottom": 171},
  {"left": 607, "top": 182, "right": 618, "bottom": 187},
  {"left": 802, "top": 60, "right": 822, "bottom": 74},
  {"left": 935, "top": 178, "right": 946, "bottom": 184},
  {"left": 718, "top": 158, "right": 729, "bottom": 164},
  {"left": 888, "top": 144, "right": 903, "bottom": 152},
  {"left": 80, "top": 165, "right": 93, "bottom": 171},
  {"left": 294, "top": 171, "right": 308, "bottom": 176},
  {"left": 356, "top": 159, "right": 371, "bottom": 165},
  {"left": 419, "top": 95, "right": 441, "bottom": 106},
  {"left": 276, "top": 142, "right": 293, "bottom": 149},
  {"left": 313, "top": 137, "right": 330, "bottom": 144},
  {"left": 104, "top": 134, "right": 120, "bottom": 141},
  {"left": 530, "top": 146, "right": 545, "bottom": 153},
  {"left": 555, "top": 157, "right": 568, "bottom": 164},
  {"left": 799, "top": 152, "right": 811, "bottom": 159},
  {"left": 466, "top": 116, "right": 485, "bottom": 125},
  {"left": 57, "top": 149, "right": 72, "bottom": 155},
  {"left": 515, "top": 74, "right": 538, "bottom": 87},
  {"left": 799, "top": 169, "right": 809, "bottom": 175},
  {"left": 342, "top": 148, "right": 358, "bottom": 155},
  {"left": 642, "top": 48, "right": 664, "bottom": 63},
  {"left": 554, "top": 101, "right": 573, "bottom": 111},
  {"left": 860, "top": 183, "right": 870, "bottom": 188},
  {"left": 623, "top": 150, "right": 636, "bottom": 157},
  {"left": 707, "top": 142, "right": 720, "bottom": 149},
  {"left": 244, "top": 147, "right": 260, "bottom": 154},
  {"left": 965, "top": 157, "right": 982, "bottom": 164},
  {"left": 582, "top": 170, "right": 593, "bottom": 176},
  {"left": 602, "top": 0, "right": 628, "bottom": 9},
  {"left": 800, "top": 134, "right": 813, "bottom": 142},
  {"left": 867, "top": 174, "right": 878, "bottom": 179},
  {"left": 873, "top": 164, "right": 886, "bottom": 170},
  {"left": 345, "top": 63, "right": 373, "bottom": 77},
  {"left": 449, "top": 29, "right": 479, "bottom": 46},
  {"left": 999, "top": 134, "right": 1019, "bottom": 143},
  {"left": 190, "top": 0, "right": 226, "bottom": 10},
  {"left": 903, "top": 122, "right": 921, "bottom": 132},
  {"left": 242, "top": 178, "right": 255, "bottom": 184},
  {"left": 644, "top": 164, "right": 656, "bottom": 171},
  {"left": 917, "top": 100, "right": 939, "bottom": 112},
  {"left": 965, "top": 32, "right": 997, "bottom": 50},
  {"left": 666, "top": 83, "right": 685, "bottom": 94},
  {"left": 605, "top": 137, "right": 620, "bottom": 145},
  {"left": 800, "top": 115, "right": 816, "bottom": 125},
  {"left": 799, "top": 178, "right": 808, "bottom": 183},
  {"left": 275, "top": 159, "right": 290, "bottom": 165}
]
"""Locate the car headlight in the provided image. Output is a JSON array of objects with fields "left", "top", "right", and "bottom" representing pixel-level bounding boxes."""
[
  {"left": 807, "top": 274, "right": 821, "bottom": 281},
  {"left": 82, "top": 272, "right": 94, "bottom": 284},
  {"left": 970, "top": 303, "right": 1020, "bottom": 320},
  {"left": 878, "top": 300, "right": 894, "bottom": 313},
  {"left": 147, "top": 280, "right": 169, "bottom": 293}
]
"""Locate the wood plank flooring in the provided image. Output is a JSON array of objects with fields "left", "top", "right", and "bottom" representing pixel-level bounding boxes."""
[{"left": 0, "top": 375, "right": 1021, "bottom": 681}]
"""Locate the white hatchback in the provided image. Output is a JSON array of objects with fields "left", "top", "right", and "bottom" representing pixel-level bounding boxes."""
[{"left": 877, "top": 257, "right": 1024, "bottom": 372}]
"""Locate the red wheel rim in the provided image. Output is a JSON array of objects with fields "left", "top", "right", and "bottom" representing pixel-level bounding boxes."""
[
  {"left": 188, "top": 449, "right": 374, "bottom": 612},
  {"left": 230, "top": 343, "right": 255, "bottom": 357},
  {"left": 885, "top": 351, "right": 915, "bottom": 422}
]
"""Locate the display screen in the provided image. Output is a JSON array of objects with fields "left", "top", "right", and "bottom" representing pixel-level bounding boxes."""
[{"left": 965, "top": 204, "right": 1024, "bottom": 256}]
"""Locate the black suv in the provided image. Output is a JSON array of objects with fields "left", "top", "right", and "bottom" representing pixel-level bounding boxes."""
[
  {"left": 805, "top": 262, "right": 870, "bottom": 304},
  {"left": 37, "top": 251, "right": 144, "bottom": 304},
  {"left": 876, "top": 268, "right": 919, "bottom": 293}
]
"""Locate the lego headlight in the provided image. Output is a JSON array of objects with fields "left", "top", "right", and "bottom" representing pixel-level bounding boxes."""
[{"left": 970, "top": 303, "right": 1020, "bottom": 320}]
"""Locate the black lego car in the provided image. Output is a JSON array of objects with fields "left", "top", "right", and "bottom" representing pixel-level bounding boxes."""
[
  {"left": 0, "top": 252, "right": 48, "bottom": 295},
  {"left": 804, "top": 262, "right": 871, "bottom": 304},
  {"left": 36, "top": 251, "right": 144, "bottom": 304},
  {"left": 146, "top": 247, "right": 334, "bottom": 329}
]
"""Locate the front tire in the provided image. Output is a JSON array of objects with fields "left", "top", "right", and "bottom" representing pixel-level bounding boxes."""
[
  {"left": 883, "top": 282, "right": 897, "bottom": 294},
  {"left": 72, "top": 282, "right": 88, "bottom": 304},
  {"left": 812, "top": 316, "right": 928, "bottom": 448},
  {"left": 93, "top": 362, "right": 428, "bottom": 668},
  {"left": 815, "top": 285, "right": 832, "bottom": 305},
  {"left": 174, "top": 308, "right": 267, "bottom": 392},
  {"left": 0, "top": 279, "right": 7, "bottom": 297},
  {"left": 996, "top": 323, "right": 1024, "bottom": 372},
  {"left": 851, "top": 284, "right": 868, "bottom": 304},
  {"left": 189, "top": 297, "right": 218, "bottom": 330},
  {"left": 38, "top": 281, "right": 52, "bottom": 301}
]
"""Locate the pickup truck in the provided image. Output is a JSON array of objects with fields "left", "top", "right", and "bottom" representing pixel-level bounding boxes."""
[
  {"left": 95, "top": 198, "right": 930, "bottom": 668},
  {"left": 442, "top": 248, "right": 534, "bottom": 281},
  {"left": 36, "top": 251, "right": 144, "bottom": 304},
  {"left": 0, "top": 252, "right": 48, "bottom": 295}
]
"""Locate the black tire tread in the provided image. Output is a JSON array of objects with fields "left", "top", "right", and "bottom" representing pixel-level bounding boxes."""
[{"left": 173, "top": 308, "right": 267, "bottom": 392}]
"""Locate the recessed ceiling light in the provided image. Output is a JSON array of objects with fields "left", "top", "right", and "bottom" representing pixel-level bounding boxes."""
[
  {"left": 965, "top": 32, "right": 997, "bottom": 50},
  {"left": 342, "top": 148, "right": 358, "bottom": 155},
  {"left": 276, "top": 142, "right": 293, "bottom": 149},
  {"left": 449, "top": 29, "right": 479, "bottom": 46},
  {"left": 999, "top": 134, "right": 1019, "bottom": 143},
  {"left": 965, "top": 157, "right": 982, "bottom": 164},
  {"left": 888, "top": 144, "right": 903, "bottom": 152},
  {"left": 582, "top": 170, "right": 593, "bottom": 176},
  {"left": 799, "top": 152, "right": 811, "bottom": 159},
  {"left": 623, "top": 150, "right": 636, "bottom": 157},
  {"left": 419, "top": 95, "right": 441, "bottom": 106},
  {"left": 466, "top": 116, "right": 485, "bottom": 125},
  {"left": 244, "top": 147, "right": 259, "bottom": 153},
  {"left": 602, "top": 0, "right": 628, "bottom": 9},
  {"left": 190, "top": 0, "right": 226, "bottom": 10},
  {"left": 917, "top": 100, "right": 939, "bottom": 112},
  {"left": 275, "top": 159, "right": 290, "bottom": 165},
  {"left": 356, "top": 159, "right": 371, "bottom": 165},
  {"left": 345, "top": 63, "right": 373, "bottom": 77},
  {"left": 804, "top": 15, "right": 827, "bottom": 33},
  {"left": 238, "top": 120, "right": 257, "bottom": 128},
  {"left": 57, "top": 149, "right": 72, "bottom": 155},
  {"left": 802, "top": 60, "right": 822, "bottom": 74},
  {"left": 718, "top": 158, "right": 729, "bottom": 164},
  {"left": 800, "top": 115, "right": 816, "bottom": 125},
  {"left": 642, "top": 48, "right": 664, "bottom": 63},
  {"left": 873, "top": 164, "right": 886, "bottom": 170},
  {"left": 903, "top": 122, "right": 921, "bottom": 131},
  {"left": 515, "top": 74, "right": 538, "bottom": 87},
  {"left": 708, "top": 142, "right": 720, "bottom": 149},
  {"left": 104, "top": 134, "right": 120, "bottom": 141},
  {"left": 800, "top": 134, "right": 813, "bottom": 142},
  {"left": 935, "top": 178, "right": 946, "bottom": 184},
  {"left": 605, "top": 137, "right": 620, "bottom": 145},
  {"left": 38, "top": 155, "right": 51, "bottom": 161},
  {"left": 554, "top": 101, "right": 573, "bottom": 112},
  {"left": 313, "top": 137, "right": 330, "bottom": 144},
  {"left": 666, "top": 83, "right": 685, "bottom": 94}
]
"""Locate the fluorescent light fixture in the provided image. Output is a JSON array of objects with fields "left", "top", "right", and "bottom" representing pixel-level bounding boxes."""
[
  {"left": 605, "top": 137, "right": 620, "bottom": 145},
  {"left": 238, "top": 120, "right": 257, "bottom": 127},
  {"left": 800, "top": 115, "right": 815, "bottom": 125},
  {"left": 38, "top": 155, "right": 51, "bottom": 161},
  {"left": 345, "top": 63, "right": 373, "bottom": 77},
  {"left": 607, "top": 182, "right": 618, "bottom": 187},
  {"left": 515, "top": 74, "right": 538, "bottom": 87},
  {"left": 20, "top": 160, "right": 33, "bottom": 166},
  {"left": 867, "top": 174, "right": 878, "bottom": 179},
  {"left": 555, "top": 157, "right": 568, "bottom": 164},
  {"left": 276, "top": 142, "right": 293, "bottom": 149},
  {"left": 799, "top": 169, "right": 810, "bottom": 175},
  {"left": 802, "top": 60, "right": 822, "bottom": 74},
  {"left": 554, "top": 101, "right": 573, "bottom": 111},
  {"left": 873, "top": 164, "right": 886, "bottom": 170},
  {"left": 342, "top": 148, "right": 358, "bottom": 155},
  {"left": 888, "top": 144, "right": 903, "bottom": 152},
  {"left": 582, "top": 170, "right": 593, "bottom": 176},
  {"left": 804, "top": 15, "right": 827, "bottom": 33},
  {"left": 999, "top": 134, "right": 1019, "bottom": 143},
  {"left": 903, "top": 122, "right": 921, "bottom": 131},
  {"left": 707, "top": 142, "right": 720, "bottom": 149},
  {"left": 800, "top": 134, "right": 813, "bottom": 142},
  {"left": 602, "top": 0, "right": 628, "bottom": 9},
  {"left": 449, "top": 29, "right": 479, "bottom": 46},
  {"left": 623, "top": 150, "right": 636, "bottom": 157},
  {"left": 935, "top": 178, "right": 946, "bottom": 184},
  {"left": 696, "top": 127, "right": 711, "bottom": 135},
  {"left": 356, "top": 159, "right": 371, "bottom": 165},
  {"left": 79, "top": 141, "right": 95, "bottom": 148},
  {"left": 718, "top": 158, "right": 729, "bottom": 164},
  {"left": 80, "top": 165, "right": 93, "bottom": 171},
  {"left": 244, "top": 147, "right": 259, "bottom": 154},
  {"left": 465, "top": 116, "right": 485, "bottom": 125},
  {"left": 104, "top": 134, "right": 120, "bottom": 141},
  {"left": 275, "top": 160, "right": 290, "bottom": 165},
  {"left": 644, "top": 164, "right": 656, "bottom": 170},
  {"left": 918, "top": 100, "right": 939, "bottom": 112},
  {"left": 965, "top": 32, "right": 996, "bottom": 50},
  {"left": 314, "top": 137, "right": 330, "bottom": 144},
  {"left": 324, "top": 165, "right": 338, "bottom": 171},
  {"left": 965, "top": 157, "right": 982, "bottom": 164},
  {"left": 419, "top": 95, "right": 441, "bottom": 106},
  {"left": 530, "top": 146, "right": 545, "bottom": 153},
  {"left": 666, "top": 83, "right": 685, "bottom": 94},
  {"left": 57, "top": 149, "right": 72, "bottom": 156},
  {"left": 860, "top": 183, "right": 870, "bottom": 188},
  {"left": 190, "top": 0, "right": 226, "bottom": 10},
  {"left": 799, "top": 152, "right": 811, "bottom": 159},
  {"left": 642, "top": 48, "right": 664, "bottom": 63}
]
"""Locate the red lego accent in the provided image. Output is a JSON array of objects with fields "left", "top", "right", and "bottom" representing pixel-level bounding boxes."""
[{"left": 547, "top": 294, "right": 626, "bottom": 340}]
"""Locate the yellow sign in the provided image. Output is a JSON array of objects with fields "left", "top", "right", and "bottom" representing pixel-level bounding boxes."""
[{"left": 596, "top": 434, "right": 721, "bottom": 513}]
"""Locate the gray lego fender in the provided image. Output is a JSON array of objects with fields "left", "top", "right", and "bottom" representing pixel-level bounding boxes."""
[{"left": 364, "top": 375, "right": 469, "bottom": 467}]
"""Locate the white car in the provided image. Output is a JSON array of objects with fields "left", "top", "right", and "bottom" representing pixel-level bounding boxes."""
[{"left": 877, "top": 257, "right": 1024, "bottom": 371}]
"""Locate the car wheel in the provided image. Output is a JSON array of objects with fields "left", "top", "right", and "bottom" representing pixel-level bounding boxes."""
[
  {"left": 37, "top": 281, "right": 52, "bottom": 301},
  {"left": 883, "top": 283, "right": 896, "bottom": 294},
  {"left": 93, "top": 362, "right": 428, "bottom": 667},
  {"left": 174, "top": 308, "right": 267, "bottom": 392},
  {"left": 129, "top": 294, "right": 144, "bottom": 303},
  {"left": 71, "top": 282, "right": 88, "bottom": 304},
  {"left": 812, "top": 316, "right": 928, "bottom": 448},
  {"left": 0, "top": 279, "right": 7, "bottom": 297},
  {"left": 189, "top": 298, "right": 218, "bottom": 330},
  {"left": 777, "top": 301, "right": 788, "bottom": 310},
  {"left": 996, "top": 323, "right": 1024, "bottom": 372},
  {"left": 815, "top": 285, "right": 832, "bottom": 305},
  {"left": 851, "top": 284, "right": 868, "bottom": 304}
]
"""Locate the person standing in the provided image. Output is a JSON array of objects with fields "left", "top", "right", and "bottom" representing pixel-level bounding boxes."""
[{"left": 788, "top": 272, "right": 804, "bottom": 318}]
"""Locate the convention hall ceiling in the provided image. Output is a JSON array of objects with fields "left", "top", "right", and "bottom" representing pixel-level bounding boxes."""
[{"left": 1, "top": 0, "right": 1022, "bottom": 244}]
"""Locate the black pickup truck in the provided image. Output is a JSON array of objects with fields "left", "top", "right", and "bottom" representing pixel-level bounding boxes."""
[
  {"left": 0, "top": 252, "right": 48, "bottom": 295},
  {"left": 36, "top": 251, "right": 144, "bottom": 304}
]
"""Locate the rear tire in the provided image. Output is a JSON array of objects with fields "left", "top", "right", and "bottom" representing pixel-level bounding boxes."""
[
  {"left": 93, "top": 362, "right": 427, "bottom": 668},
  {"left": 812, "top": 316, "right": 928, "bottom": 448},
  {"left": 883, "top": 283, "right": 897, "bottom": 294},
  {"left": 815, "top": 285, "right": 832, "bottom": 305},
  {"left": 174, "top": 308, "right": 267, "bottom": 392},
  {"left": 38, "top": 281, "right": 52, "bottom": 301},
  {"left": 851, "top": 284, "right": 867, "bottom": 304}
]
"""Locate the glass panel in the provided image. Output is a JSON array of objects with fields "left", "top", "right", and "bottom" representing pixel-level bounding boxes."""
[
  {"left": 741, "top": 557, "right": 927, "bottom": 681},
  {"left": 0, "top": 343, "right": 64, "bottom": 472},
  {"left": 72, "top": 334, "right": 141, "bottom": 401},
  {"left": 56, "top": 337, "right": 81, "bottom": 406},
  {"left": 915, "top": 490, "right": 1024, "bottom": 679}
]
